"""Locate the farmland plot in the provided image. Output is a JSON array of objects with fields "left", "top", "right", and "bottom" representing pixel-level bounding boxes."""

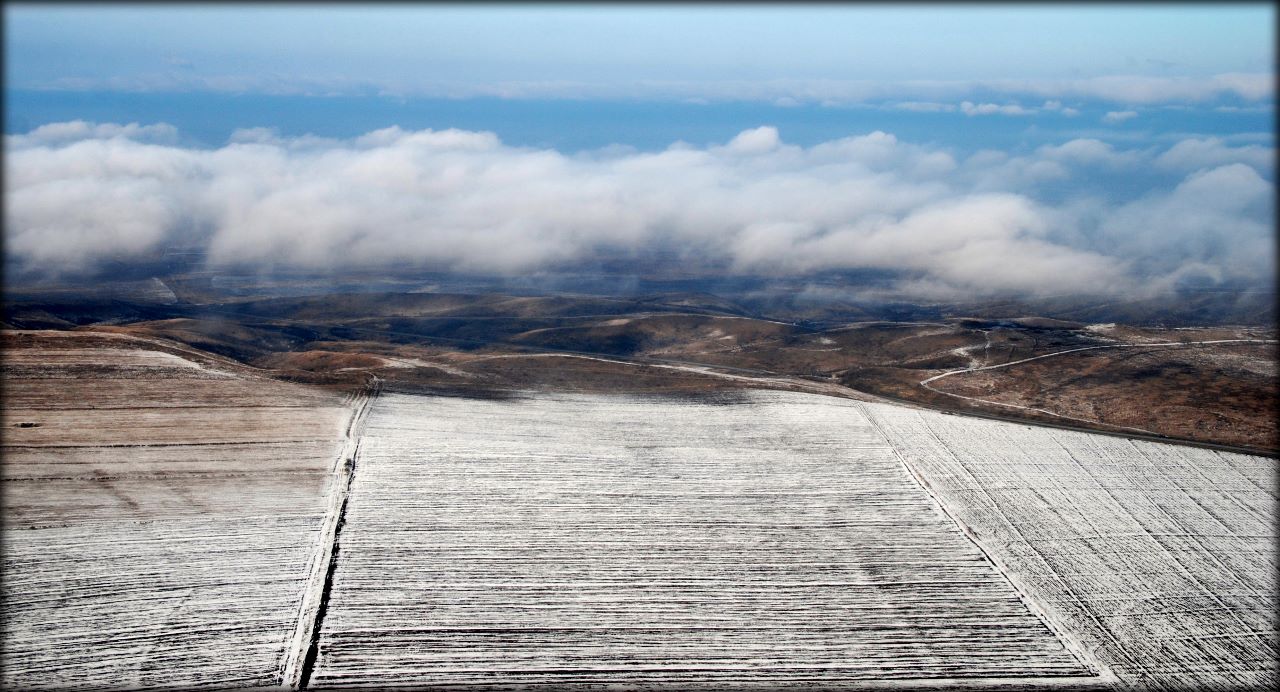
[
  {"left": 309, "top": 391, "right": 1093, "bottom": 688},
  {"left": 862, "top": 403, "right": 1278, "bottom": 690},
  {"left": 1, "top": 331, "right": 353, "bottom": 689}
]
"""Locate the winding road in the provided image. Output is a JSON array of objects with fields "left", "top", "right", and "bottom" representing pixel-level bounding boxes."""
[{"left": 918, "top": 338, "right": 1277, "bottom": 434}]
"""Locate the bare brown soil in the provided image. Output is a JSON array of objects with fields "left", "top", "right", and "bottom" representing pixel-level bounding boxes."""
[
  {"left": 927, "top": 342, "right": 1278, "bottom": 450},
  {"left": 5, "top": 288, "right": 1274, "bottom": 453},
  {"left": 2, "top": 325, "right": 1272, "bottom": 689}
]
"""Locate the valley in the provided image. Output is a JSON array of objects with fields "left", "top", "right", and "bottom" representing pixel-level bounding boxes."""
[{"left": 7, "top": 282, "right": 1271, "bottom": 453}]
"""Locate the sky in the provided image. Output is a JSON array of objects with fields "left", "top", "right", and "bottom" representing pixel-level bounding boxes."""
[
  {"left": 6, "top": 5, "right": 1274, "bottom": 95},
  {"left": 3, "top": 3, "right": 1276, "bottom": 300}
]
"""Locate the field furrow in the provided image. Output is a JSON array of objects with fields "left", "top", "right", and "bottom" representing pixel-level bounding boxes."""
[
  {"left": 1, "top": 333, "right": 352, "bottom": 689},
  {"left": 862, "top": 402, "right": 1278, "bottom": 690},
  {"left": 309, "top": 391, "right": 1092, "bottom": 687}
]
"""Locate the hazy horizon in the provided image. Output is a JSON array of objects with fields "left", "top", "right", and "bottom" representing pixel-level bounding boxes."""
[{"left": 4, "top": 3, "right": 1275, "bottom": 303}]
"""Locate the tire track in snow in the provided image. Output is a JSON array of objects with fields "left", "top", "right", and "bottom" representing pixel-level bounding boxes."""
[{"left": 282, "top": 376, "right": 381, "bottom": 689}]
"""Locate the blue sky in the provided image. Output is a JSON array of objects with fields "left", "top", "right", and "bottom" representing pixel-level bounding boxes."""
[
  {"left": 6, "top": 4, "right": 1274, "bottom": 98},
  {"left": 3, "top": 4, "right": 1275, "bottom": 297},
  {"left": 5, "top": 4, "right": 1274, "bottom": 150}
]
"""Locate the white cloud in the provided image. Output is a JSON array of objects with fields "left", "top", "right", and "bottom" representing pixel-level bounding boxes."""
[
  {"left": 29, "top": 72, "right": 1275, "bottom": 107},
  {"left": 1213, "top": 104, "right": 1273, "bottom": 114},
  {"left": 1154, "top": 137, "right": 1274, "bottom": 176},
  {"left": 1096, "top": 164, "right": 1274, "bottom": 292},
  {"left": 960, "top": 101, "right": 1035, "bottom": 116},
  {"left": 6, "top": 176, "right": 180, "bottom": 268},
  {"left": 1042, "top": 101, "right": 1082, "bottom": 117},
  {"left": 1036, "top": 139, "right": 1142, "bottom": 168},
  {"left": 724, "top": 126, "right": 782, "bottom": 154},
  {"left": 1207, "top": 73, "right": 1275, "bottom": 101},
  {"left": 889, "top": 101, "right": 957, "bottom": 113},
  {"left": 227, "top": 127, "right": 281, "bottom": 144},
  {"left": 6, "top": 120, "right": 179, "bottom": 147},
  {"left": 1102, "top": 110, "right": 1138, "bottom": 124},
  {"left": 989, "top": 73, "right": 1274, "bottom": 105},
  {"left": 5, "top": 122, "right": 1273, "bottom": 299}
]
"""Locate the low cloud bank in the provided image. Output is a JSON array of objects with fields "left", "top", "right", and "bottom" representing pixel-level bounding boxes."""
[{"left": 5, "top": 122, "right": 1274, "bottom": 300}]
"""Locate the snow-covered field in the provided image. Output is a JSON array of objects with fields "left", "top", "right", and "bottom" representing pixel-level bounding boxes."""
[
  {"left": 1, "top": 334, "right": 352, "bottom": 689},
  {"left": 3, "top": 333, "right": 1274, "bottom": 689},
  {"left": 310, "top": 391, "right": 1094, "bottom": 688},
  {"left": 864, "top": 403, "right": 1278, "bottom": 690}
]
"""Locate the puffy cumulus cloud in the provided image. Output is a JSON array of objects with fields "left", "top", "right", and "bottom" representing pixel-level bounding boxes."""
[
  {"left": 731, "top": 194, "right": 1130, "bottom": 296},
  {"left": 957, "top": 148, "right": 1072, "bottom": 192},
  {"left": 1154, "top": 137, "right": 1275, "bottom": 176},
  {"left": 6, "top": 120, "right": 179, "bottom": 147},
  {"left": 1034, "top": 139, "right": 1144, "bottom": 168},
  {"left": 723, "top": 126, "right": 782, "bottom": 155},
  {"left": 6, "top": 176, "right": 182, "bottom": 269},
  {"left": 1093, "top": 164, "right": 1274, "bottom": 294},
  {"left": 5, "top": 122, "right": 1274, "bottom": 299}
]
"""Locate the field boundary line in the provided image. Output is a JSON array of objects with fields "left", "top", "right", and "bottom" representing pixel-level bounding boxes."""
[
  {"left": 280, "top": 375, "right": 380, "bottom": 689},
  {"left": 860, "top": 404, "right": 1117, "bottom": 688}
]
